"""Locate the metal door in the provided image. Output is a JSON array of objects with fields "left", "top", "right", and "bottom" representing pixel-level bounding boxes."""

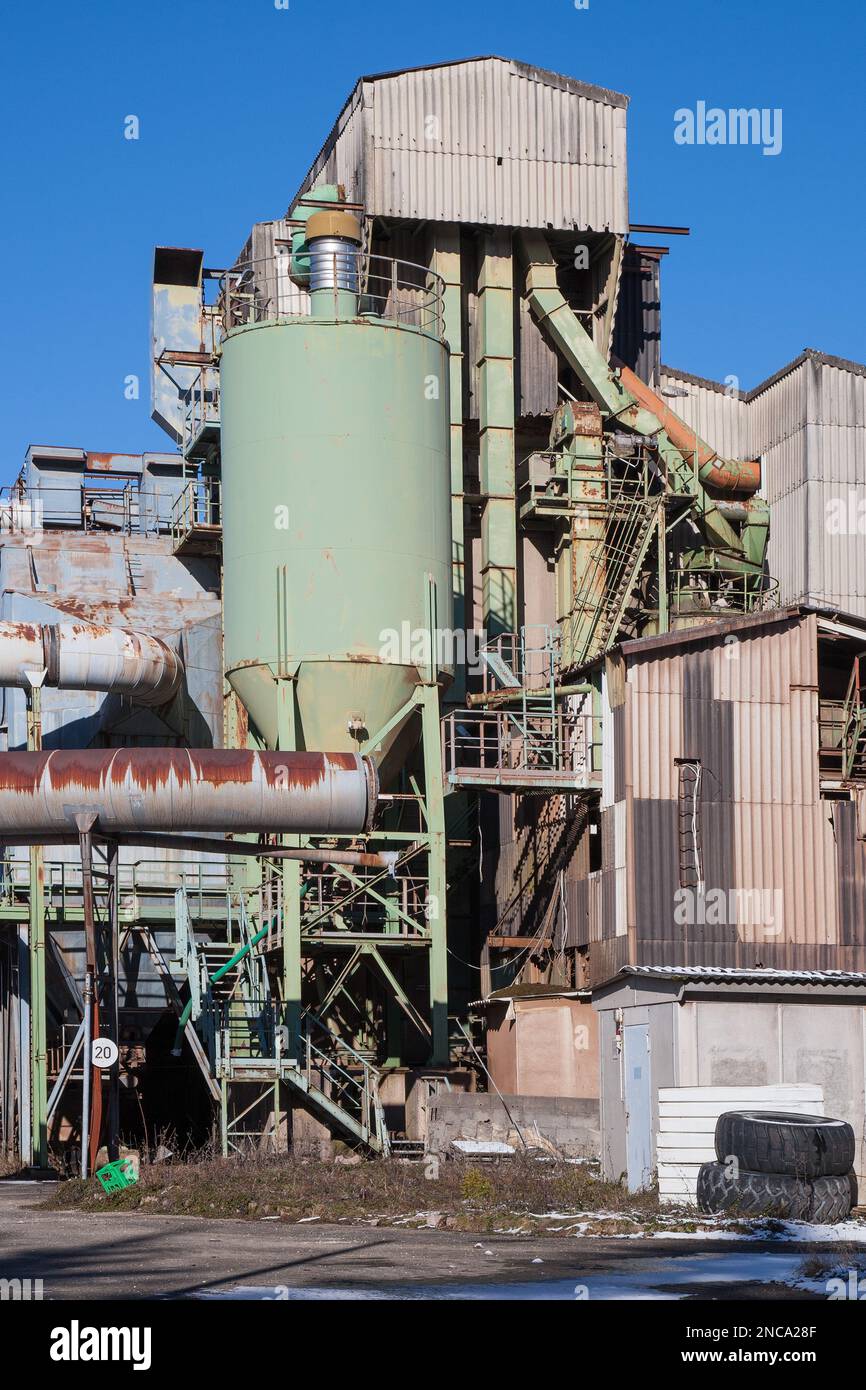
[{"left": 624, "top": 1023, "right": 653, "bottom": 1192}]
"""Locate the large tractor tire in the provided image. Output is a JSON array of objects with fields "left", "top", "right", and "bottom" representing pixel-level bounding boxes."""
[
  {"left": 807, "top": 1174, "right": 854, "bottom": 1224},
  {"left": 697, "top": 1161, "right": 810, "bottom": 1219},
  {"left": 715, "top": 1110, "right": 855, "bottom": 1180}
]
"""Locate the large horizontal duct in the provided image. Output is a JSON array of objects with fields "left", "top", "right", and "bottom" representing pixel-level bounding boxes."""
[
  {"left": 0, "top": 749, "right": 377, "bottom": 837},
  {"left": 0, "top": 620, "right": 182, "bottom": 705}
]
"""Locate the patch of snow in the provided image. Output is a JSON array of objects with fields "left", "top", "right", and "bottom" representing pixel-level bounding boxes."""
[{"left": 452, "top": 1140, "right": 515, "bottom": 1155}]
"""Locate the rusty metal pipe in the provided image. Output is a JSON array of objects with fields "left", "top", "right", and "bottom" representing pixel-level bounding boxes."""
[
  {"left": 0, "top": 749, "right": 377, "bottom": 837},
  {"left": 617, "top": 365, "right": 761, "bottom": 495},
  {"left": 0, "top": 620, "right": 182, "bottom": 705}
]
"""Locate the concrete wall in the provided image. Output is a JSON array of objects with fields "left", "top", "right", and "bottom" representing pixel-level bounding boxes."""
[
  {"left": 427, "top": 1090, "right": 599, "bottom": 1158},
  {"left": 678, "top": 995, "right": 866, "bottom": 1182},
  {"left": 486, "top": 997, "right": 599, "bottom": 1098}
]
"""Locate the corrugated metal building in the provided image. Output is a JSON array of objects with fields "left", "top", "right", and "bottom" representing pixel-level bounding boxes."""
[
  {"left": 659, "top": 352, "right": 866, "bottom": 616},
  {"left": 290, "top": 57, "right": 629, "bottom": 233},
  {"left": 557, "top": 608, "right": 866, "bottom": 986}
]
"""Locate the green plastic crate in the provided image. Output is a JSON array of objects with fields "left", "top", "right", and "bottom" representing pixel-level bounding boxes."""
[{"left": 95, "top": 1158, "right": 138, "bottom": 1193}]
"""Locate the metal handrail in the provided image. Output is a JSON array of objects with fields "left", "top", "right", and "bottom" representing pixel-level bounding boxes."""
[
  {"left": 0, "top": 482, "right": 183, "bottom": 537},
  {"left": 670, "top": 567, "right": 780, "bottom": 615},
  {"left": 171, "top": 477, "right": 222, "bottom": 546},
  {"left": 442, "top": 706, "right": 598, "bottom": 783},
  {"left": 182, "top": 366, "right": 221, "bottom": 454},
  {"left": 0, "top": 855, "right": 233, "bottom": 911},
  {"left": 222, "top": 252, "right": 445, "bottom": 337},
  {"left": 300, "top": 1011, "right": 389, "bottom": 1152}
]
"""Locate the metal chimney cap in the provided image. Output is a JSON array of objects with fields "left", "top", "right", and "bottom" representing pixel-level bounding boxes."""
[{"left": 306, "top": 210, "right": 362, "bottom": 244}]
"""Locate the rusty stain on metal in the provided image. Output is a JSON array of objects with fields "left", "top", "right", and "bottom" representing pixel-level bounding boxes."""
[
  {"left": 618, "top": 364, "right": 761, "bottom": 493},
  {"left": 0, "top": 748, "right": 377, "bottom": 835}
]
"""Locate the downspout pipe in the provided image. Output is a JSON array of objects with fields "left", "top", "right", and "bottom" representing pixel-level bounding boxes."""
[
  {"left": 616, "top": 365, "right": 761, "bottom": 496},
  {"left": 0, "top": 749, "right": 378, "bottom": 837},
  {"left": 0, "top": 620, "right": 182, "bottom": 706}
]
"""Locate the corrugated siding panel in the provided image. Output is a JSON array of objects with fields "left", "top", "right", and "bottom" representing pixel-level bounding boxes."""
[
  {"left": 628, "top": 651, "right": 682, "bottom": 800},
  {"left": 588, "top": 935, "right": 629, "bottom": 983},
  {"left": 750, "top": 358, "right": 809, "bottom": 474},
  {"left": 733, "top": 801, "right": 838, "bottom": 948},
  {"left": 712, "top": 614, "right": 815, "bottom": 703},
  {"left": 770, "top": 480, "right": 866, "bottom": 616},
  {"left": 657, "top": 369, "right": 750, "bottom": 460},
  {"left": 758, "top": 357, "right": 866, "bottom": 492},
  {"left": 294, "top": 60, "right": 628, "bottom": 232},
  {"left": 833, "top": 801, "right": 866, "bottom": 946},
  {"left": 303, "top": 87, "right": 368, "bottom": 204},
  {"left": 566, "top": 876, "right": 590, "bottom": 948},
  {"left": 767, "top": 484, "right": 811, "bottom": 607},
  {"left": 601, "top": 666, "right": 616, "bottom": 808},
  {"left": 812, "top": 360, "right": 866, "bottom": 431},
  {"left": 624, "top": 616, "right": 852, "bottom": 968},
  {"left": 613, "top": 248, "right": 661, "bottom": 386},
  {"left": 631, "top": 798, "right": 679, "bottom": 935},
  {"left": 517, "top": 293, "right": 559, "bottom": 418},
  {"left": 733, "top": 686, "right": 818, "bottom": 806}
]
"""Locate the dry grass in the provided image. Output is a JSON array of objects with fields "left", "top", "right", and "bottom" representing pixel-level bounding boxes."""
[{"left": 41, "top": 1149, "right": 664, "bottom": 1233}]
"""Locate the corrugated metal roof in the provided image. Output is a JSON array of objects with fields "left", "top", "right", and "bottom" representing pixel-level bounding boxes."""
[
  {"left": 623, "top": 965, "right": 866, "bottom": 986},
  {"left": 661, "top": 348, "right": 866, "bottom": 404},
  {"left": 289, "top": 57, "right": 629, "bottom": 233},
  {"left": 356, "top": 57, "right": 629, "bottom": 109},
  {"left": 618, "top": 607, "right": 805, "bottom": 659}
]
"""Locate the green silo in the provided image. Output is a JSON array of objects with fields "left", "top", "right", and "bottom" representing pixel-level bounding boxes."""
[{"left": 219, "top": 212, "right": 452, "bottom": 760}]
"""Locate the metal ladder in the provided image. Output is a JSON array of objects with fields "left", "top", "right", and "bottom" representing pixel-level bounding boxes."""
[{"left": 562, "top": 489, "right": 662, "bottom": 670}]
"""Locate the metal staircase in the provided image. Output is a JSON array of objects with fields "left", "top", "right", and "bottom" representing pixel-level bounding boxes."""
[
  {"left": 172, "top": 885, "right": 390, "bottom": 1155},
  {"left": 560, "top": 484, "right": 662, "bottom": 671}
]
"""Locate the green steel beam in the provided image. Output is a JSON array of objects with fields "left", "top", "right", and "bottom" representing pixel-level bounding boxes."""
[
  {"left": 478, "top": 231, "right": 517, "bottom": 637},
  {"left": 518, "top": 231, "right": 747, "bottom": 558},
  {"left": 419, "top": 683, "right": 448, "bottom": 1065},
  {"left": 28, "top": 846, "right": 46, "bottom": 1167},
  {"left": 275, "top": 678, "right": 302, "bottom": 1065},
  {"left": 431, "top": 224, "right": 467, "bottom": 702},
  {"left": 365, "top": 944, "right": 432, "bottom": 1042}
]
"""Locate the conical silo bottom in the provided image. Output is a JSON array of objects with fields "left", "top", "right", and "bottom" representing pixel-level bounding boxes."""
[{"left": 227, "top": 659, "right": 426, "bottom": 761}]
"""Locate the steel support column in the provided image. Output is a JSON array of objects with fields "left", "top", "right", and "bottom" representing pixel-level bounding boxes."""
[
  {"left": 276, "top": 679, "right": 303, "bottom": 1067},
  {"left": 431, "top": 224, "right": 467, "bottom": 700},
  {"left": 25, "top": 677, "right": 47, "bottom": 1169},
  {"left": 478, "top": 231, "right": 517, "bottom": 638},
  {"left": 419, "top": 684, "right": 448, "bottom": 1065}
]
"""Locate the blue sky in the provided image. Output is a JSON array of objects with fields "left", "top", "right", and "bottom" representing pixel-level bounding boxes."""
[{"left": 1, "top": 0, "right": 863, "bottom": 477}]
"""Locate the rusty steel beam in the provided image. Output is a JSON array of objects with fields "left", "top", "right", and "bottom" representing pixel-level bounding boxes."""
[
  {"left": 0, "top": 829, "right": 391, "bottom": 868},
  {"left": 103, "top": 834, "right": 393, "bottom": 869},
  {"left": 0, "top": 750, "right": 378, "bottom": 837},
  {"left": 0, "top": 620, "right": 182, "bottom": 705}
]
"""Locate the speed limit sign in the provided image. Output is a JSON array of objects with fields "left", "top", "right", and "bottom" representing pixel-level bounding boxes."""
[{"left": 92, "top": 1038, "right": 119, "bottom": 1069}]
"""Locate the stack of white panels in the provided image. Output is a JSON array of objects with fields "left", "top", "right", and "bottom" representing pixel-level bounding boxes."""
[{"left": 657, "top": 1085, "right": 824, "bottom": 1206}]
